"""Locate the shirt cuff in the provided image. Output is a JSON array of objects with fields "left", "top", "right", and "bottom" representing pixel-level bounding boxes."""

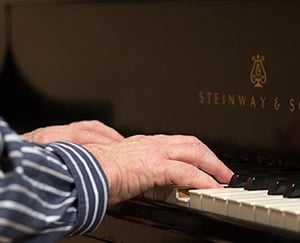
[{"left": 46, "top": 141, "right": 109, "bottom": 235}]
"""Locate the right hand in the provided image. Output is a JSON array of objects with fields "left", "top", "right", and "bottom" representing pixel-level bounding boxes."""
[{"left": 83, "top": 134, "right": 234, "bottom": 205}]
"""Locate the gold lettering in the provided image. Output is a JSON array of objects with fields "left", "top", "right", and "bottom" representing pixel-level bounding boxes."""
[
  {"left": 274, "top": 97, "right": 280, "bottom": 111},
  {"left": 198, "top": 90, "right": 284, "bottom": 112},
  {"left": 214, "top": 92, "right": 220, "bottom": 105},
  {"left": 249, "top": 96, "right": 256, "bottom": 108},
  {"left": 260, "top": 96, "right": 266, "bottom": 109},
  {"left": 238, "top": 95, "right": 247, "bottom": 106},
  {"left": 198, "top": 91, "right": 205, "bottom": 104},
  {"left": 228, "top": 94, "right": 235, "bottom": 105},
  {"left": 289, "top": 98, "right": 295, "bottom": 112},
  {"left": 222, "top": 93, "right": 226, "bottom": 105},
  {"left": 207, "top": 92, "right": 212, "bottom": 104}
]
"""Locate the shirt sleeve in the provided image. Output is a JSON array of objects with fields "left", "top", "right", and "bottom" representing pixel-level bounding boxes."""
[{"left": 0, "top": 117, "right": 108, "bottom": 242}]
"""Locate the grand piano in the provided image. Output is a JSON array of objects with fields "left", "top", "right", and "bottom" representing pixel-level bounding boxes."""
[{"left": 1, "top": 0, "right": 300, "bottom": 242}]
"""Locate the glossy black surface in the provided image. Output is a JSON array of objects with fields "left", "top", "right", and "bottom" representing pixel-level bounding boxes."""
[
  {"left": 1, "top": 1, "right": 300, "bottom": 241},
  {"left": 0, "top": 1, "right": 300, "bottom": 163}
]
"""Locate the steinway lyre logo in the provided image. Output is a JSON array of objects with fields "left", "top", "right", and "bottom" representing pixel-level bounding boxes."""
[{"left": 250, "top": 54, "right": 267, "bottom": 88}]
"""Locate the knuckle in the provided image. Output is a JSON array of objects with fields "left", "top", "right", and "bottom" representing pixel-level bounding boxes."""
[
  {"left": 71, "top": 120, "right": 103, "bottom": 127},
  {"left": 88, "top": 120, "right": 104, "bottom": 126},
  {"left": 187, "top": 135, "right": 200, "bottom": 144},
  {"left": 131, "top": 134, "right": 147, "bottom": 141}
]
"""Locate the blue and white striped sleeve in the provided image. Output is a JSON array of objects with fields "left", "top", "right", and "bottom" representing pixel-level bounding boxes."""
[{"left": 0, "top": 117, "right": 108, "bottom": 242}]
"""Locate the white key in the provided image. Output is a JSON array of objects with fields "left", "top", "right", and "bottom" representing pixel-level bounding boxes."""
[
  {"left": 268, "top": 200, "right": 300, "bottom": 230},
  {"left": 143, "top": 189, "right": 154, "bottom": 200},
  {"left": 145, "top": 186, "right": 191, "bottom": 207},
  {"left": 201, "top": 188, "right": 245, "bottom": 213},
  {"left": 189, "top": 188, "right": 243, "bottom": 211},
  {"left": 174, "top": 187, "right": 190, "bottom": 207},
  {"left": 240, "top": 196, "right": 283, "bottom": 223},
  {"left": 226, "top": 191, "right": 268, "bottom": 219},
  {"left": 284, "top": 205, "right": 300, "bottom": 232},
  {"left": 213, "top": 189, "right": 256, "bottom": 215},
  {"left": 152, "top": 186, "right": 167, "bottom": 201},
  {"left": 190, "top": 188, "right": 267, "bottom": 215},
  {"left": 189, "top": 188, "right": 229, "bottom": 210},
  {"left": 255, "top": 198, "right": 300, "bottom": 226},
  {"left": 148, "top": 186, "right": 178, "bottom": 202},
  {"left": 164, "top": 186, "right": 191, "bottom": 207}
]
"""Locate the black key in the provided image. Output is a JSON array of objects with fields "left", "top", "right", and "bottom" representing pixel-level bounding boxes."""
[
  {"left": 244, "top": 174, "right": 288, "bottom": 191},
  {"left": 268, "top": 179, "right": 289, "bottom": 195},
  {"left": 229, "top": 173, "right": 249, "bottom": 188},
  {"left": 230, "top": 171, "right": 282, "bottom": 188},
  {"left": 268, "top": 177, "right": 300, "bottom": 195},
  {"left": 284, "top": 181, "right": 300, "bottom": 198},
  {"left": 228, "top": 167, "right": 277, "bottom": 188}
]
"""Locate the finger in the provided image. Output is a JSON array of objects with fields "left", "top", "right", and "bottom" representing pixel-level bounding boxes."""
[
  {"left": 158, "top": 160, "right": 223, "bottom": 188},
  {"left": 25, "top": 129, "right": 117, "bottom": 145},
  {"left": 152, "top": 134, "right": 203, "bottom": 145},
  {"left": 21, "top": 125, "right": 68, "bottom": 142},
  {"left": 70, "top": 120, "right": 124, "bottom": 141},
  {"left": 161, "top": 141, "right": 233, "bottom": 184}
]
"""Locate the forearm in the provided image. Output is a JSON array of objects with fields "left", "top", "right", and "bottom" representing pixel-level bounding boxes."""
[{"left": 0, "top": 117, "right": 108, "bottom": 242}]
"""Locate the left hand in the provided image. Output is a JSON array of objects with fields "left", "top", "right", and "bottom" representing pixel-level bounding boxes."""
[{"left": 22, "top": 120, "right": 124, "bottom": 145}]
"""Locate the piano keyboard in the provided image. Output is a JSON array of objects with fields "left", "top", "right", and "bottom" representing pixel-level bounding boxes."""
[{"left": 143, "top": 185, "right": 300, "bottom": 233}]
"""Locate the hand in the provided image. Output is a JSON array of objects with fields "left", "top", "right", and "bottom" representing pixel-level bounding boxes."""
[
  {"left": 83, "top": 134, "right": 234, "bottom": 205},
  {"left": 22, "top": 120, "right": 124, "bottom": 145}
]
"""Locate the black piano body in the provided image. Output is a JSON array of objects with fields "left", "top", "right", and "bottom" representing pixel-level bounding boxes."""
[{"left": 1, "top": 0, "right": 300, "bottom": 242}]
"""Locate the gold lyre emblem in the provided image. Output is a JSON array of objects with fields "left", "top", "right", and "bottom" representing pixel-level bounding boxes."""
[{"left": 250, "top": 54, "right": 267, "bottom": 88}]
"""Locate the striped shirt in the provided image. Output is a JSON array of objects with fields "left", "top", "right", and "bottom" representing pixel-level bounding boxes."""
[{"left": 0, "top": 117, "right": 108, "bottom": 242}]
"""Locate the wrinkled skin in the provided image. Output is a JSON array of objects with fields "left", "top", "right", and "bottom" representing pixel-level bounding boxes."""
[{"left": 22, "top": 120, "right": 234, "bottom": 205}]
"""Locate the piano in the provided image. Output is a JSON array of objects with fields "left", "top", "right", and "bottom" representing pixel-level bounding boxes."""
[{"left": 1, "top": 0, "right": 300, "bottom": 242}]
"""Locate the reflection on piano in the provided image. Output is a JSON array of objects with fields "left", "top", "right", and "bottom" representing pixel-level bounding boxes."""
[{"left": 1, "top": 0, "right": 300, "bottom": 242}]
